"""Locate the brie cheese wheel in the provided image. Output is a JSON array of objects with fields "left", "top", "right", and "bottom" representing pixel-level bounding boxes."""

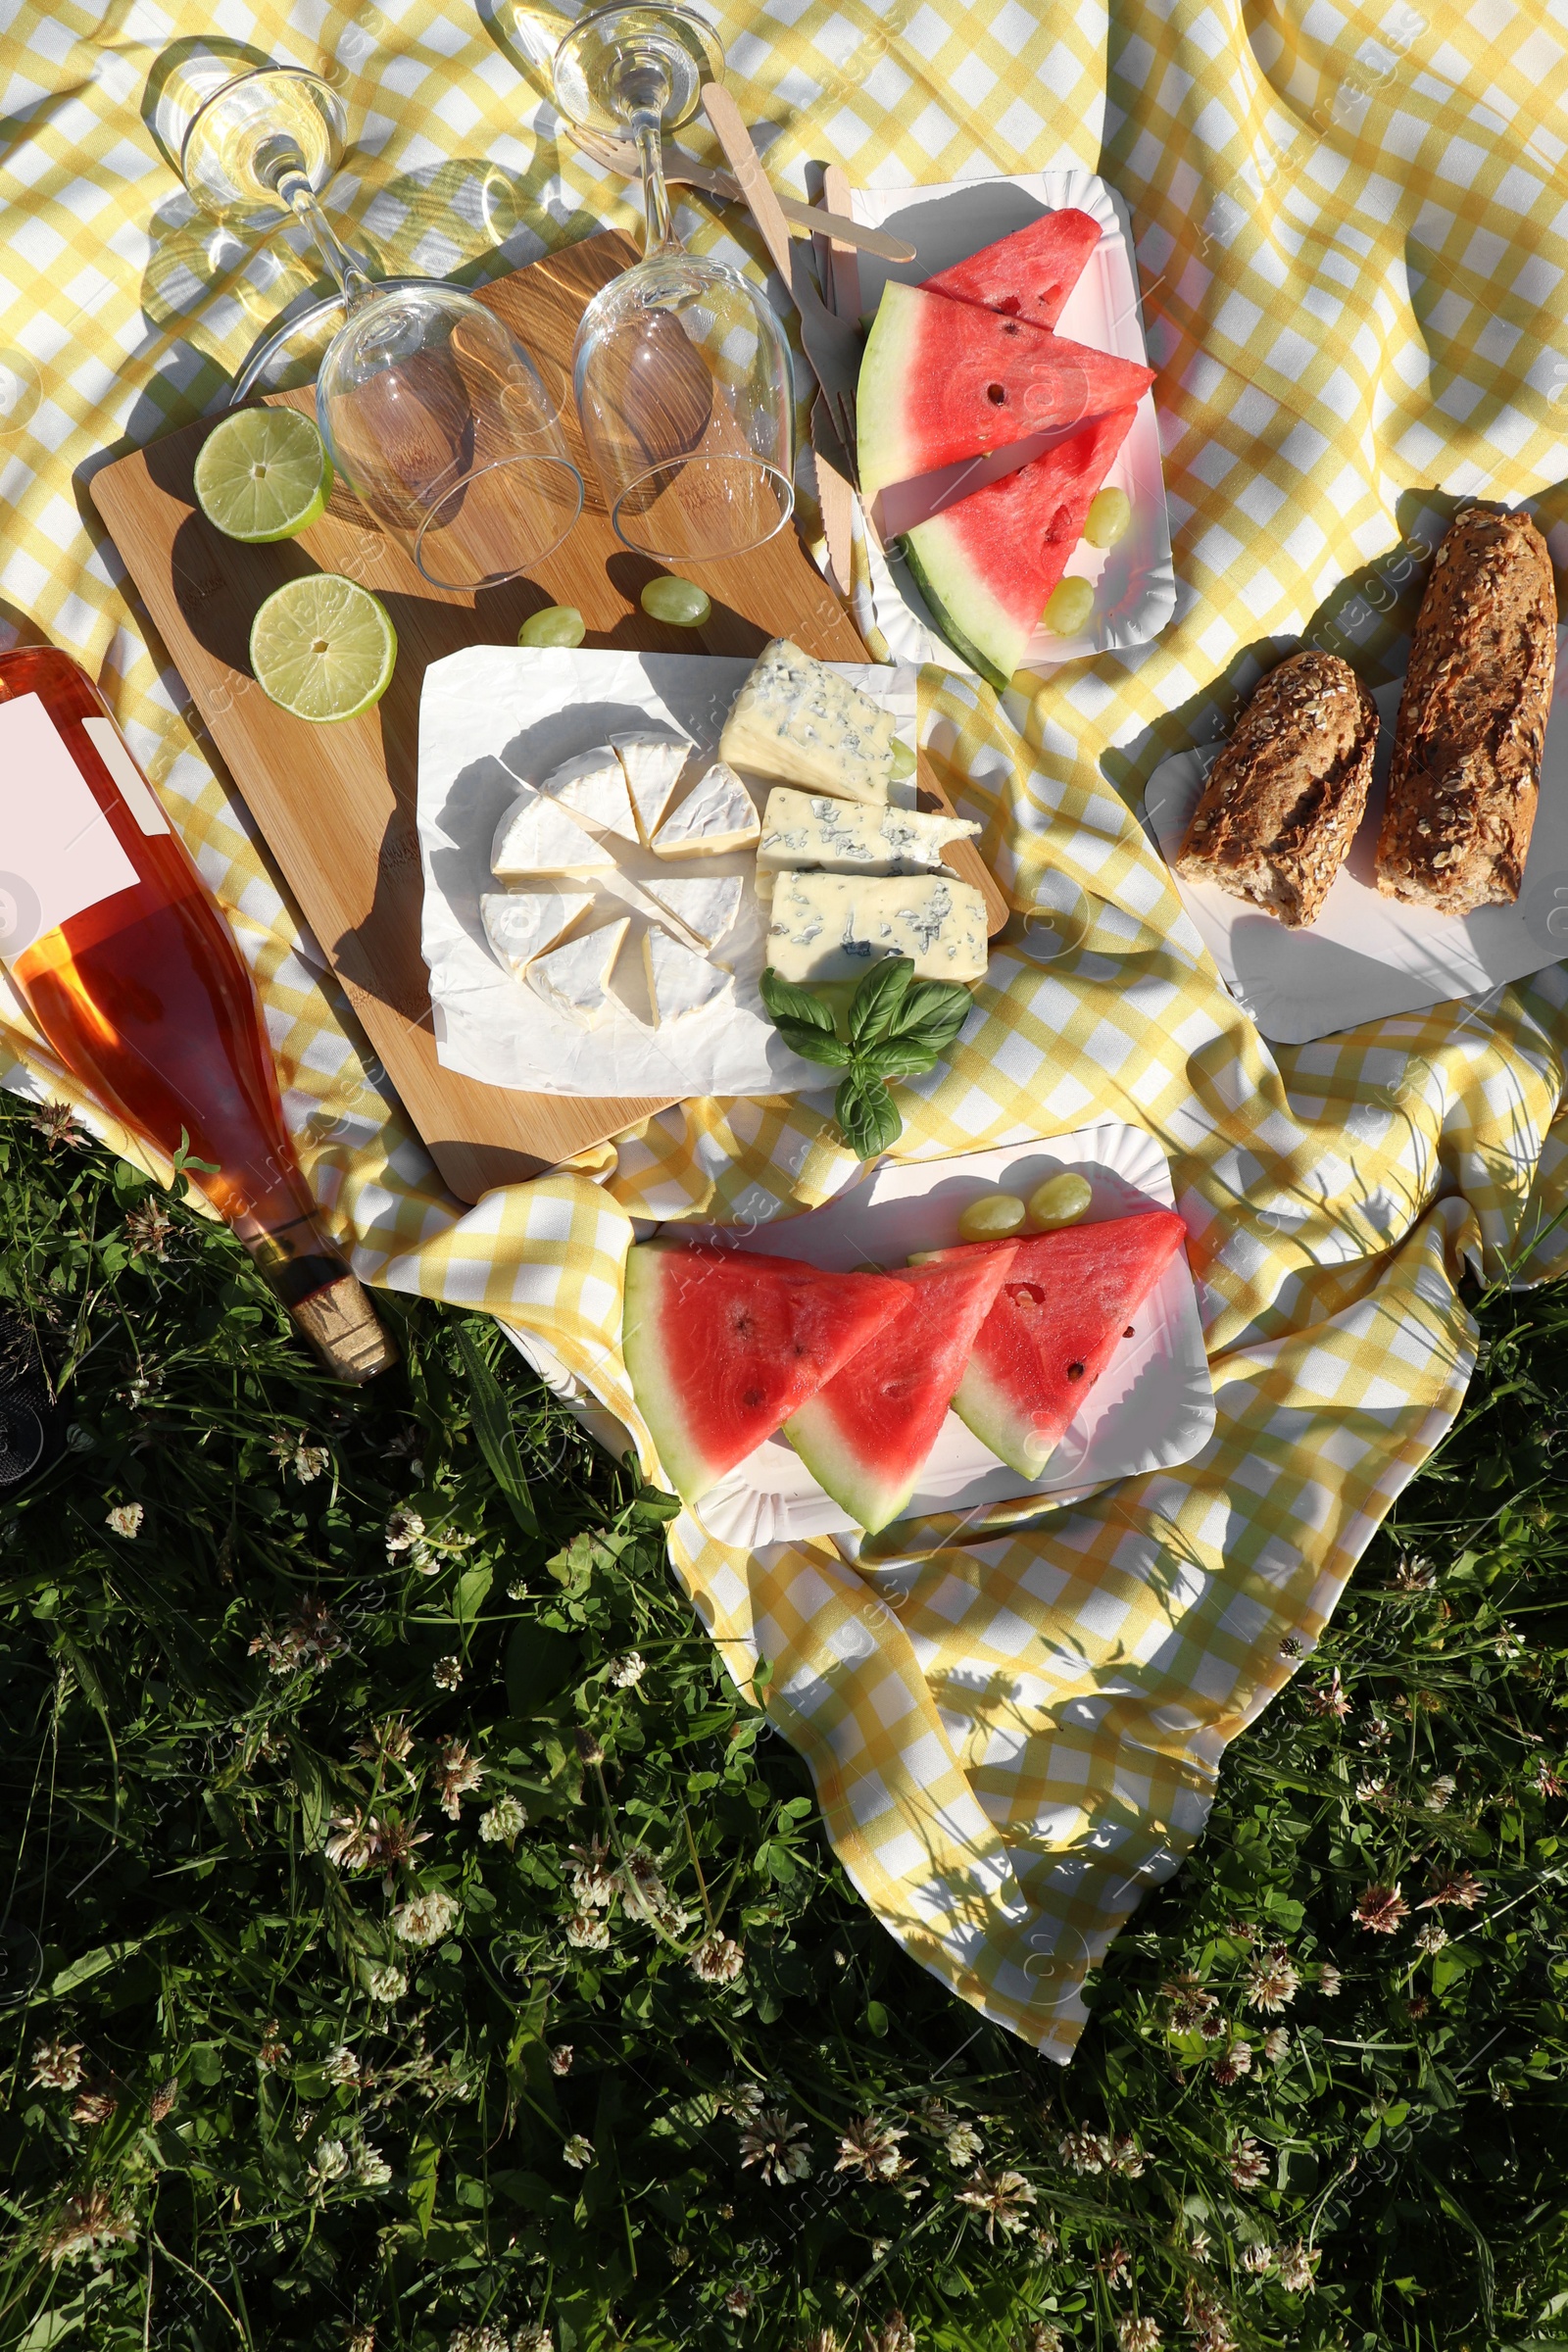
[
  {"left": 540, "top": 749, "right": 640, "bottom": 843},
  {"left": 642, "top": 924, "right": 733, "bottom": 1025},
  {"left": 527, "top": 916, "right": 629, "bottom": 1025},
  {"left": 652, "top": 761, "right": 760, "bottom": 858},
  {"left": 481, "top": 889, "right": 595, "bottom": 976},
  {"left": 491, "top": 788, "right": 615, "bottom": 880},
  {"left": 611, "top": 731, "right": 692, "bottom": 843},
  {"left": 637, "top": 871, "right": 743, "bottom": 949}
]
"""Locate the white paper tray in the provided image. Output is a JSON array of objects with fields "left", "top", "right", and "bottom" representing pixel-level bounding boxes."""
[
  {"left": 680, "top": 1122, "right": 1213, "bottom": 1550},
  {"left": 416, "top": 645, "right": 917, "bottom": 1098},
  {"left": 848, "top": 170, "right": 1175, "bottom": 675},
  {"left": 1145, "top": 627, "right": 1568, "bottom": 1045}
]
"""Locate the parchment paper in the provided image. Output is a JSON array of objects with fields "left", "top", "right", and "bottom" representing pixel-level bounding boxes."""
[{"left": 417, "top": 645, "right": 917, "bottom": 1098}]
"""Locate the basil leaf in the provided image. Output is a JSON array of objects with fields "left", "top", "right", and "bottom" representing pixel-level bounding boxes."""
[
  {"left": 835, "top": 1069, "right": 903, "bottom": 1160},
  {"left": 858, "top": 1041, "right": 939, "bottom": 1080},
  {"left": 760, "top": 966, "right": 835, "bottom": 1033},
  {"left": 778, "top": 1025, "right": 853, "bottom": 1068},
  {"left": 890, "top": 978, "right": 974, "bottom": 1048},
  {"left": 848, "top": 956, "right": 914, "bottom": 1052}
]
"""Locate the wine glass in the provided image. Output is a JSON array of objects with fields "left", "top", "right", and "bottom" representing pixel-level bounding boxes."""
[
  {"left": 178, "top": 62, "right": 584, "bottom": 589},
  {"left": 551, "top": 3, "right": 795, "bottom": 562}
]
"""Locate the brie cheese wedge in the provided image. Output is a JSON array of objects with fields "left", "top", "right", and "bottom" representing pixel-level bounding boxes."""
[
  {"left": 540, "top": 749, "right": 640, "bottom": 844},
  {"left": 652, "top": 761, "right": 760, "bottom": 858},
  {"left": 481, "top": 889, "right": 595, "bottom": 976},
  {"left": 527, "top": 916, "right": 629, "bottom": 1025},
  {"left": 611, "top": 731, "right": 692, "bottom": 844},
  {"left": 642, "top": 924, "right": 733, "bottom": 1025},
  {"left": 637, "top": 871, "right": 743, "bottom": 950},
  {"left": 491, "top": 788, "right": 615, "bottom": 880}
]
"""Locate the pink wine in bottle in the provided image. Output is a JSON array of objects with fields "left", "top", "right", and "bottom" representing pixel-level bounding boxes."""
[{"left": 0, "top": 644, "right": 394, "bottom": 1382}]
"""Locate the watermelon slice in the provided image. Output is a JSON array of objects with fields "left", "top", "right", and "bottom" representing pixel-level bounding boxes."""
[
  {"left": 858, "top": 281, "right": 1154, "bottom": 500},
  {"left": 924, "top": 208, "right": 1100, "bottom": 329},
  {"left": 902, "top": 408, "right": 1138, "bottom": 689},
  {"left": 943, "top": 1211, "right": 1188, "bottom": 1478},
  {"left": 783, "top": 1249, "right": 1016, "bottom": 1533},
  {"left": 622, "top": 1242, "right": 910, "bottom": 1506}
]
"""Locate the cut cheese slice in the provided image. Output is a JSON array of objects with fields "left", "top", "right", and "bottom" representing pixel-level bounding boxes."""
[
  {"left": 719, "top": 638, "right": 895, "bottom": 804},
  {"left": 652, "top": 761, "right": 760, "bottom": 858},
  {"left": 642, "top": 924, "right": 734, "bottom": 1025},
  {"left": 481, "top": 889, "right": 595, "bottom": 975},
  {"left": 527, "top": 916, "right": 629, "bottom": 1025},
  {"left": 611, "top": 731, "right": 692, "bottom": 843},
  {"left": 540, "top": 749, "right": 640, "bottom": 843},
  {"left": 638, "top": 871, "right": 743, "bottom": 950},
  {"left": 491, "top": 787, "right": 615, "bottom": 880},
  {"left": 758, "top": 787, "right": 979, "bottom": 877},
  {"left": 766, "top": 870, "right": 988, "bottom": 984}
]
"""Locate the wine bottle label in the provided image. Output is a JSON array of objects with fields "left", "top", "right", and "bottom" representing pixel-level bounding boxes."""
[
  {"left": 81, "top": 716, "right": 170, "bottom": 836},
  {"left": 0, "top": 693, "right": 138, "bottom": 957}
]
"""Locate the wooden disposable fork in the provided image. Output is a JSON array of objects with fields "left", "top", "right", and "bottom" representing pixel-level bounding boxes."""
[{"left": 564, "top": 124, "right": 913, "bottom": 266}]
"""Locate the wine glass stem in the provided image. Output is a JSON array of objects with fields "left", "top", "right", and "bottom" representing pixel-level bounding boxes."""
[
  {"left": 276, "top": 169, "right": 374, "bottom": 313},
  {"left": 631, "top": 107, "right": 679, "bottom": 260}
]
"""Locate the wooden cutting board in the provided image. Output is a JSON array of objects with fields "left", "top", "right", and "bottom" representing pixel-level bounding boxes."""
[{"left": 88, "top": 229, "right": 1007, "bottom": 1202}]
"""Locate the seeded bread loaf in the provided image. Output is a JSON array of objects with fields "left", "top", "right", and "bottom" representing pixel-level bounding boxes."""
[
  {"left": 1375, "top": 506, "right": 1557, "bottom": 915},
  {"left": 1172, "top": 650, "right": 1378, "bottom": 929}
]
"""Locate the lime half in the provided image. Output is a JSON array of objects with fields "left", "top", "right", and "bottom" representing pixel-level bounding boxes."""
[
  {"left": 194, "top": 408, "right": 333, "bottom": 544},
  {"left": 250, "top": 574, "right": 397, "bottom": 722}
]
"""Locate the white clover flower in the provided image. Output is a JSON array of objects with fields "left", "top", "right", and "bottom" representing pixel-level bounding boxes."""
[
  {"left": 322, "top": 2045, "right": 359, "bottom": 2087},
  {"left": 353, "top": 2140, "right": 393, "bottom": 2188},
  {"left": 1117, "top": 2321, "right": 1160, "bottom": 2352},
  {"left": 609, "top": 1652, "right": 646, "bottom": 1688},
  {"left": 392, "top": 1889, "right": 461, "bottom": 1947},
  {"left": 432, "top": 1655, "right": 464, "bottom": 1691},
  {"left": 384, "top": 1507, "right": 425, "bottom": 1556},
  {"left": 368, "top": 1964, "right": 407, "bottom": 2003},
  {"left": 308, "top": 2137, "right": 351, "bottom": 2194},
  {"left": 1415, "top": 1919, "right": 1449, "bottom": 1954},
  {"left": 1263, "top": 2027, "right": 1290, "bottom": 2064},
  {"left": 1277, "top": 2240, "right": 1317, "bottom": 2293},
  {"left": 479, "top": 1796, "right": 527, "bottom": 1847},
  {"left": 513, "top": 2328, "right": 553, "bottom": 2352},
  {"left": 689, "top": 1932, "right": 744, "bottom": 1984},
  {"left": 945, "top": 2121, "right": 984, "bottom": 2167},
  {"left": 549, "top": 2045, "right": 573, "bottom": 2076},
  {"left": 29, "top": 2037, "right": 86, "bottom": 2091},
  {"left": 106, "top": 1502, "right": 143, "bottom": 1538},
  {"left": 1425, "top": 1775, "right": 1457, "bottom": 1811},
  {"left": 293, "top": 1445, "right": 328, "bottom": 1483},
  {"left": 564, "top": 1911, "right": 610, "bottom": 1951},
  {"left": 563, "top": 2133, "right": 594, "bottom": 2169}
]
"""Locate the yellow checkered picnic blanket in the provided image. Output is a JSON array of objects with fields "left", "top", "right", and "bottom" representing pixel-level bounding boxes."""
[{"left": 3, "top": 0, "right": 1565, "bottom": 2059}]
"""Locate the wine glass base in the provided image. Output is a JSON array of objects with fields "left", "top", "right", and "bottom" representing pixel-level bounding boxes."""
[
  {"left": 227, "top": 279, "right": 429, "bottom": 403},
  {"left": 552, "top": 2, "right": 724, "bottom": 139}
]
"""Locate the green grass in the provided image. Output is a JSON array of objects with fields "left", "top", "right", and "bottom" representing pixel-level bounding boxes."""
[{"left": 2, "top": 1090, "right": 1567, "bottom": 2352}]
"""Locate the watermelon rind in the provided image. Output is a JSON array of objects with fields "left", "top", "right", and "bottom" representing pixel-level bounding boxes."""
[
  {"left": 784, "top": 1250, "right": 1016, "bottom": 1533},
  {"left": 901, "top": 530, "right": 1017, "bottom": 692},
  {"left": 857, "top": 287, "right": 923, "bottom": 505},
  {"left": 621, "top": 1241, "right": 910, "bottom": 1508}
]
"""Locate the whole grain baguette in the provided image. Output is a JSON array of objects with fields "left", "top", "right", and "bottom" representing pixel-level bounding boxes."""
[
  {"left": 1375, "top": 506, "right": 1557, "bottom": 915},
  {"left": 1172, "top": 649, "right": 1378, "bottom": 928}
]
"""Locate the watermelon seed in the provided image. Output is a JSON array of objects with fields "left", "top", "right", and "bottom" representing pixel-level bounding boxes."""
[
  {"left": 1124, "top": 1326, "right": 1135, "bottom": 1337},
  {"left": 1066, "top": 1361, "right": 1085, "bottom": 1380},
  {"left": 985, "top": 382, "right": 1006, "bottom": 406},
  {"left": 741, "top": 1386, "right": 763, "bottom": 1409}
]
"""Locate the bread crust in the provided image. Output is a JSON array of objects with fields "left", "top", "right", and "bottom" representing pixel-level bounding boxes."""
[
  {"left": 1173, "top": 649, "right": 1378, "bottom": 929},
  {"left": 1375, "top": 506, "right": 1557, "bottom": 915}
]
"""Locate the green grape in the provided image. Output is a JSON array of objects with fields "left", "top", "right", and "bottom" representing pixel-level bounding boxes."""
[
  {"left": 957, "top": 1192, "right": 1027, "bottom": 1243},
  {"left": 518, "top": 606, "right": 585, "bottom": 649},
  {"left": 1083, "top": 487, "right": 1131, "bottom": 549},
  {"left": 641, "top": 575, "right": 711, "bottom": 627},
  {"left": 1026, "top": 1172, "right": 1093, "bottom": 1231},
  {"left": 1044, "top": 576, "right": 1095, "bottom": 635},
  {"left": 890, "top": 740, "right": 916, "bottom": 780}
]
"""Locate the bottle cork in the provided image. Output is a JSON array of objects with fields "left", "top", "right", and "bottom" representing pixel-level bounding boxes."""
[{"left": 289, "top": 1273, "right": 398, "bottom": 1384}]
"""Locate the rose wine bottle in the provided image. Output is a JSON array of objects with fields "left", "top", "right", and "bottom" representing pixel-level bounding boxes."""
[{"left": 0, "top": 645, "right": 395, "bottom": 1383}]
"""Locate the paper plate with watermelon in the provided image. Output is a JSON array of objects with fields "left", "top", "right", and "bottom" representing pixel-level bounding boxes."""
[
  {"left": 845, "top": 170, "right": 1175, "bottom": 686},
  {"left": 621, "top": 1121, "right": 1213, "bottom": 1555}
]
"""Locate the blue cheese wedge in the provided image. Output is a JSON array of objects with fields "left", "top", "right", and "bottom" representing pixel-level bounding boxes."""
[
  {"left": 611, "top": 731, "right": 692, "bottom": 844},
  {"left": 540, "top": 749, "right": 640, "bottom": 844},
  {"left": 651, "top": 761, "right": 760, "bottom": 858},
  {"left": 527, "top": 915, "right": 629, "bottom": 1025},
  {"left": 757, "top": 787, "right": 979, "bottom": 878},
  {"left": 637, "top": 871, "right": 743, "bottom": 950},
  {"left": 481, "top": 889, "right": 595, "bottom": 976},
  {"left": 491, "top": 787, "right": 615, "bottom": 880},
  {"left": 766, "top": 871, "right": 987, "bottom": 985},
  {"left": 642, "top": 924, "right": 734, "bottom": 1025},
  {"left": 718, "top": 638, "right": 896, "bottom": 805}
]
